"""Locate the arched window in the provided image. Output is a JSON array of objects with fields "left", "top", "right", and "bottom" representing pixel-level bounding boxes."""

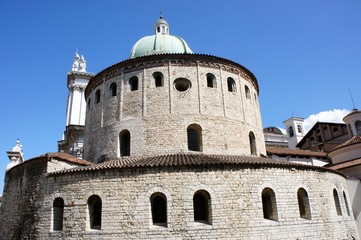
[
  {"left": 150, "top": 193, "right": 167, "bottom": 227},
  {"left": 193, "top": 190, "right": 211, "bottom": 224},
  {"left": 110, "top": 82, "right": 117, "bottom": 97},
  {"left": 356, "top": 120, "right": 361, "bottom": 135},
  {"left": 297, "top": 188, "right": 311, "bottom": 220},
  {"left": 206, "top": 73, "right": 216, "bottom": 88},
  {"left": 262, "top": 188, "right": 278, "bottom": 221},
  {"left": 88, "top": 195, "right": 102, "bottom": 230},
  {"left": 153, "top": 72, "right": 164, "bottom": 87},
  {"left": 95, "top": 90, "right": 101, "bottom": 103},
  {"left": 288, "top": 126, "right": 294, "bottom": 137},
  {"left": 297, "top": 125, "right": 302, "bottom": 133},
  {"left": 333, "top": 189, "right": 342, "bottom": 216},
  {"left": 187, "top": 124, "right": 202, "bottom": 152},
  {"left": 53, "top": 197, "right": 64, "bottom": 231},
  {"left": 343, "top": 191, "right": 351, "bottom": 216},
  {"left": 129, "top": 76, "right": 139, "bottom": 91},
  {"left": 245, "top": 86, "right": 250, "bottom": 99},
  {"left": 119, "top": 130, "right": 130, "bottom": 157},
  {"left": 249, "top": 131, "right": 257, "bottom": 155},
  {"left": 227, "top": 77, "right": 236, "bottom": 92}
]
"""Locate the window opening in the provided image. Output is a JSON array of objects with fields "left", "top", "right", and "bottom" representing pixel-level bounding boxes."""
[
  {"left": 227, "top": 77, "right": 236, "bottom": 92},
  {"left": 110, "top": 82, "right": 117, "bottom": 97},
  {"left": 129, "top": 76, "right": 139, "bottom": 91},
  {"left": 206, "top": 73, "right": 216, "bottom": 88},
  {"left": 343, "top": 191, "right": 351, "bottom": 216},
  {"left": 262, "top": 188, "right": 278, "bottom": 221},
  {"left": 88, "top": 195, "right": 102, "bottom": 230},
  {"left": 119, "top": 130, "right": 130, "bottom": 156},
  {"left": 245, "top": 86, "right": 250, "bottom": 99},
  {"left": 297, "top": 188, "right": 311, "bottom": 220},
  {"left": 356, "top": 121, "right": 361, "bottom": 135},
  {"left": 297, "top": 125, "right": 302, "bottom": 133},
  {"left": 150, "top": 193, "right": 167, "bottom": 227},
  {"left": 193, "top": 190, "right": 211, "bottom": 223},
  {"left": 187, "top": 124, "right": 202, "bottom": 151},
  {"left": 333, "top": 189, "right": 342, "bottom": 216},
  {"left": 288, "top": 126, "right": 294, "bottom": 137},
  {"left": 174, "top": 78, "right": 191, "bottom": 92},
  {"left": 153, "top": 72, "right": 164, "bottom": 87},
  {"left": 53, "top": 198, "right": 64, "bottom": 231},
  {"left": 95, "top": 90, "right": 101, "bottom": 103},
  {"left": 249, "top": 131, "right": 257, "bottom": 155}
]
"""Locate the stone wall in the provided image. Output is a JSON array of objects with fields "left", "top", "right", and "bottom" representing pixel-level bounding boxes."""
[
  {"left": 39, "top": 165, "right": 359, "bottom": 239},
  {"left": 0, "top": 158, "right": 47, "bottom": 239},
  {"left": 84, "top": 55, "right": 265, "bottom": 162},
  {"left": 0, "top": 155, "right": 91, "bottom": 240}
]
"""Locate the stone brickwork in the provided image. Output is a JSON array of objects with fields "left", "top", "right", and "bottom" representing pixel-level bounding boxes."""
[
  {"left": 84, "top": 54, "right": 265, "bottom": 163},
  {"left": 0, "top": 158, "right": 47, "bottom": 239},
  {"left": 0, "top": 154, "right": 92, "bottom": 239},
  {"left": 37, "top": 163, "right": 359, "bottom": 239}
]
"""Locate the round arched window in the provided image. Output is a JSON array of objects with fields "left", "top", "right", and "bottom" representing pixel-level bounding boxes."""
[{"left": 174, "top": 78, "right": 191, "bottom": 92}]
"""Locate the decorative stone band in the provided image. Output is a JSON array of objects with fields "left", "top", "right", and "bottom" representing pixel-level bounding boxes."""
[{"left": 84, "top": 53, "right": 259, "bottom": 99}]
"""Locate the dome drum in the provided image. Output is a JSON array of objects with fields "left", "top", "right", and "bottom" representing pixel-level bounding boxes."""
[{"left": 84, "top": 55, "right": 264, "bottom": 162}]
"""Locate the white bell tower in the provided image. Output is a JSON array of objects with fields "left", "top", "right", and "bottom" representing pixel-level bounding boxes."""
[
  {"left": 283, "top": 117, "right": 305, "bottom": 149},
  {"left": 58, "top": 52, "right": 94, "bottom": 158}
]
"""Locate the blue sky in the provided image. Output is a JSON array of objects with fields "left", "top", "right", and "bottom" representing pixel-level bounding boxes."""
[{"left": 0, "top": 1, "right": 360, "bottom": 192}]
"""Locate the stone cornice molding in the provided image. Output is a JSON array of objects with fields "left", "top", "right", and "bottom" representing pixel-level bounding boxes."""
[{"left": 85, "top": 54, "right": 259, "bottom": 99}]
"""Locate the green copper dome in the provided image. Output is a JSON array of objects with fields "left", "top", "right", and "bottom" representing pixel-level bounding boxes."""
[{"left": 129, "top": 16, "right": 193, "bottom": 59}]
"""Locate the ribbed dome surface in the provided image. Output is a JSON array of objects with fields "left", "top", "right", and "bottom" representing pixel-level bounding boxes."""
[{"left": 129, "top": 17, "right": 193, "bottom": 59}]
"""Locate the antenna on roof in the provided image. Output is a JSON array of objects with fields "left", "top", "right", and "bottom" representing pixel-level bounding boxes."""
[{"left": 349, "top": 87, "right": 356, "bottom": 110}]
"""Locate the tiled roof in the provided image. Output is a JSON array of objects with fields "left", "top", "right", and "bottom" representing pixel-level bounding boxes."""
[
  {"left": 48, "top": 153, "right": 339, "bottom": 176},
  {"left": 328, "top": 157, "right": 361, "bottom": 170},
  {"left": 331, "top": 136, "right": 361, "bottom": 151},
  {"left": 7, "top": 152, "right": 93, "bottom": 174},
  {"left": 266, "top": 147, "right": 327, "bottom": 157},
  {"left": 40, "top": 152, "right": 93, "bottom": 166}
]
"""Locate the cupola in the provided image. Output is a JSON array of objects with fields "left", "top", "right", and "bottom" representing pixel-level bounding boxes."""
[{"left": 129, "top": 16, "right": 193, "bottom": 59}]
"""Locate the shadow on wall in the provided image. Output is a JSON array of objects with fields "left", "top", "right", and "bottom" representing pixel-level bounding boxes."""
[{"left": 347, "top": 178, "right": 361, "bottom": 238}]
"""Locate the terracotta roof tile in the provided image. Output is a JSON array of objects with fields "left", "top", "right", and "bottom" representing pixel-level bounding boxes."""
[
  {"left": 40, "top": 152, "right": 93, "bottom": 166},
  {"left": 48, "top": 153, "right": 339, "bottom": 176},
  {"left": 332, "top": 136, "right": 361, "bottom": 151},
  {"left": 266, "top": 147, "right": 327, "bottom": 157},
  {"left": 328, "top": 157, "right": 361, "bottom": 170}
]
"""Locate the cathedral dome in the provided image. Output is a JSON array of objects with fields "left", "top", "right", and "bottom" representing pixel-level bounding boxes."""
[{"left": 129, "top": 16, "right": 193, "bottom": 59}]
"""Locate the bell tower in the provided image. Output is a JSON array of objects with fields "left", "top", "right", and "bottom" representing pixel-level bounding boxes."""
[
  {"left": 57, "top": 52, "right": 94, "bottom": 158},
  {"left": 283, "top": 117, "right": 305, "bottom": 149}
]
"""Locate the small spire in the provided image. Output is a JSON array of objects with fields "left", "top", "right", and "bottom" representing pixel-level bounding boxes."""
[{"left": 160, "top": 11, "right": 163, "bottom": 19}]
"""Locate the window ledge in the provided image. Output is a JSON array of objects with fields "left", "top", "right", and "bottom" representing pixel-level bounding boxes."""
[{"left": 188, "top": 221, "right": 213, "bottom": 230}]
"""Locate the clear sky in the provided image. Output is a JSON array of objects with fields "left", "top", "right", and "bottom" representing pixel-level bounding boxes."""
[{"left": 0, "top": 1, "right": 360, "bottom": 192}]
